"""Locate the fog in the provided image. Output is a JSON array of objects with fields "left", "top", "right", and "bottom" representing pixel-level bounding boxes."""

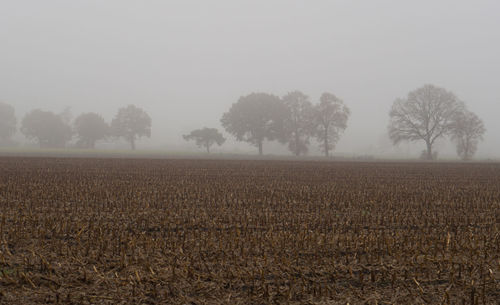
[{"left": 1, "top": 0, "right": 499, "bottom": 158}]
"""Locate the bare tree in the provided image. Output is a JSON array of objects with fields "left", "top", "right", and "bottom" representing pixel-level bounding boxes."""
[
  {"left": 312, "top": 93, "right": 350, "bottom": 157},
  {"left": 0, "top": 102, "right": 17, "bottom": 144},
  {"left": 450, "top": 110, "right": 485, "bottom": 161},
  {"left": 221, "top": 93, "right": 287, "bottom": 155},
  {"left": 111, "top": 105, "right": 151, "bottom": 150},
  {"left": 183, "top": 127, "right": 225, "bottom": 153},
  {"left": 74, "top": 112, "right": 109, "bottom": 149},
  {"left": 388, "top": 84, "right": 463, "bottom": 160},
  {"left": 282, "top": 91, "right": 314, "bottom": 156}
]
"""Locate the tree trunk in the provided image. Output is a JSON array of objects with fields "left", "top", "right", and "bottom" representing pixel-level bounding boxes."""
[
  {"left": 463, "top": 137, "right": 470, "bottom": 161},
  {"left": 295, "top": 131, "right": 300, "bottom": 156},
  {"left": 324, "top": 128, "right": 329, "bottom": 157},
  {"left": 206, "top": 143, "right": 210, "bottom": 154},
  {"left": 426, "top": 140, "right": 432, "bottom": 160},
  {"left": 258, "top": 140, "right": 263, "bottom": 156}
]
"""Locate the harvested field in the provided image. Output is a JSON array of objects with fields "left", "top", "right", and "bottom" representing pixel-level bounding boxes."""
[{"left": 0, "top": 157, "right": 499, "bottom": 304}]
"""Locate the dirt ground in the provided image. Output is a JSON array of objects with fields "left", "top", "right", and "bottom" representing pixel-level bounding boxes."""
[{"left": 0, "top": 157, "right": 498, "bottom": 304}]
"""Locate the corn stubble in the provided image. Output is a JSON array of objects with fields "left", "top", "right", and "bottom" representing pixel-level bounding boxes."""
[{"left": 0, "top": 158, "right": 498, "bottom": 304}]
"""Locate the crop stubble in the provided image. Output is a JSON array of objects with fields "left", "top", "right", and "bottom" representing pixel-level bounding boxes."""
[{"left": 0, "top": 158, "right": 498, "bottom": 304}]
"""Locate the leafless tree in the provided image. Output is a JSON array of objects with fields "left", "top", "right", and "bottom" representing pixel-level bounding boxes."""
[
  {"left": 450, "top": 110, "right": 485, "bottom": 161},
  {"left": 388, "top": 84, "right": 463, "bottom": 160},
  {"left": 282, "top": 91, "right": 314, "bottom": 156},
  {"left": 311, "top": 93, "right": 350, "bottom": 157}
]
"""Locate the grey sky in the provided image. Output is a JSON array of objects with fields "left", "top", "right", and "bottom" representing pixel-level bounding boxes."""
[{"left": 1, "top": 0, "right": 499, "bottom": 157}]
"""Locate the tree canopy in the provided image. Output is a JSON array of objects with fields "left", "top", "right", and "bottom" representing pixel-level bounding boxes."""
[
  {"left": 311, "top": 93, "right": 350, "bottom": 157},
  {"left": 220, "top": 93, "right": 287, "bottom": 155},
  {"left": 282, "top": 91, "right": 314, "bottom": 156},
  {"left": 111, "top": 105, "right": 151, "bottom": 150},
  {"left": 450, "top": 110, "right": 485, "bottom": 160},
  {"left": 21, "top": 109, "right": 72, "bottom": 148},
  {"left": 183, "top": 127, "right": 225, "bottom": 153},
  {"left": 74, "top": 112, "right": 109, "bottom": 149},
  {"left": 388, "top": 84, "right": 464, "bottom": 160}
]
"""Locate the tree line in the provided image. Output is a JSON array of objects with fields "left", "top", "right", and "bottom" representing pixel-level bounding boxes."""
[
  {"left": 0, "top": 84, "right": 486, "bottom": 160},
  {"left": 0, "top": 105, "right": 152, "bottom": 150},
  {"left": 220, "top": 91, "right": 350, "bottom": 157}
]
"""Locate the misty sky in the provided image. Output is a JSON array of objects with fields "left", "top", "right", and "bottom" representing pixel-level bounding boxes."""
[{"left": 1, "top": 0, "right": 499, "bottom": 157}]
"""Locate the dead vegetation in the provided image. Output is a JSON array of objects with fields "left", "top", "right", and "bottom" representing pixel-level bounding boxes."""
[{"left": 0, "top": 158, "right": 498, "bottom": 304}]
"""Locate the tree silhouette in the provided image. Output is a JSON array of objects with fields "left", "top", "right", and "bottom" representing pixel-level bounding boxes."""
[
  {"left": 74, "top": 112, "right": 109, "bottom": 149},
  {"left": 311, "top": 93, "right": 350, "bottom": 157},
  {"left": 450, "top": 110, "right": 485, "bottom": 161},
  {"left": 282, "top": 91, "right": 314, "bottom": 156},
  {"left": 388, "top": 84, "right": 463, "bottom": 160},
  {"left": 21, "top": 109, "right": 72, "bottom": 148},
  {"left": 221, "top": 93, "right": 287, "bottom": 155},
  {"left": 183, "top": 127, "right": 225, "bottom": 153},
  {"left": 111, "top": 105, "right": 151, "bottom": 150}
]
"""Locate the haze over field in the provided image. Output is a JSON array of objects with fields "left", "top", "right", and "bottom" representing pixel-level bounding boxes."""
[{"left": 1, "top": 0, "right": 499, "bottom": 158}]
